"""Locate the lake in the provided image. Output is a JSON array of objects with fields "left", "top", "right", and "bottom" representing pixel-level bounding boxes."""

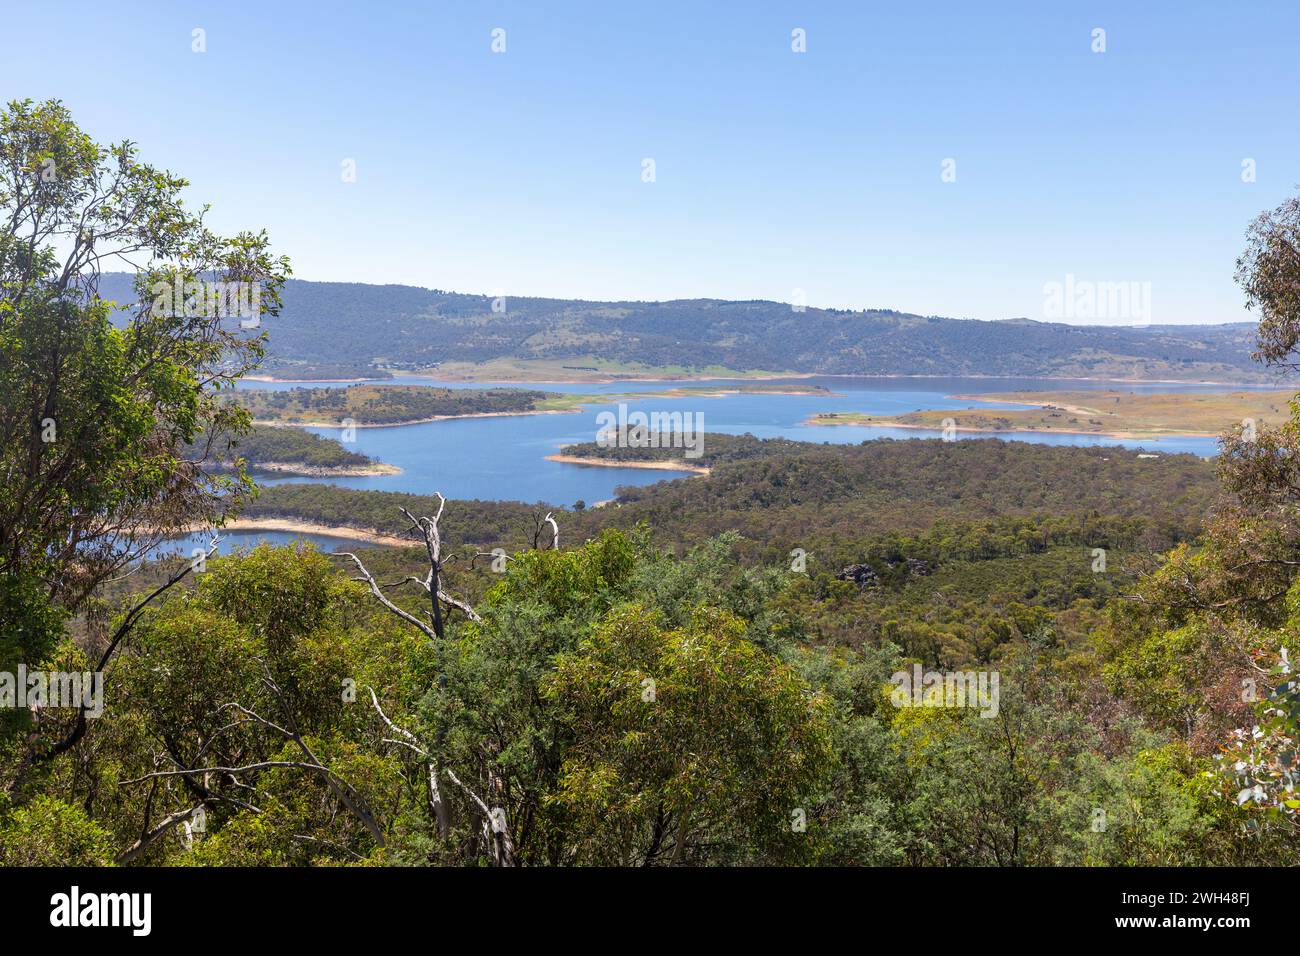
[
  {"left": 192, "top": 374, "right": 1246, "bottom": 553},
  {"left": 157, "top": 529, "right": 368, "bottom": 557}
]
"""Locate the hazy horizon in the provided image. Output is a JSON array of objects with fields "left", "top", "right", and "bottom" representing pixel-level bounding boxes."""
[{"left": 94, "top": 269, "right": 1260, "bottom": 329}]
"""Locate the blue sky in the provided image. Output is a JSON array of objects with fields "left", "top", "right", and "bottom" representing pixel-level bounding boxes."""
[{"left": 4, "top": 1, "right": 1298, "bottom": 323}]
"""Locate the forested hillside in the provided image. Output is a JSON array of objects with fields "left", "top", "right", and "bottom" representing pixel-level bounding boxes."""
[
  {"left": 96, "top": 272, "right": 1280, "bottom": 383},
  {"left": 249, "top": 437, "right": 1216, "bottom": 551},
  {"left": 239, "top": 437, "right": 1219, "bottom": 673}
]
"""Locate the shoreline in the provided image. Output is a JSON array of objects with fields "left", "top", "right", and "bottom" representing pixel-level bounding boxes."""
[
  {"left": 619, "top": 385, "right": 837, "bottom": 399},
  {"left": 815, "top": 373, "right": 1286, "bottom": 388},
  {"left": 185, "top": 518, "right": 412, "bottom": 547},
  {"left": 545, "top": 453, "right": 711, "bottom": 475},
  {"left": 395, "top": 367, "right": 811, "bottom": 385},
  {"left": 244, "top": 374, "right": 392, "bottom": 384},
  {"left": 245, "top": 461, "right": 401, "bottom": 477},
  {"left": 805, "top": 415, "right": 1218, "bottom": 441},
  {"left": 803, "top": 387, "right": 1276, "bottom": 441}
]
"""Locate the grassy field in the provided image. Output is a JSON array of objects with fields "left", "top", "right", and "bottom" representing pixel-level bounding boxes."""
[{"left": 808, "top": 389, "right": 1298, "bottom": 437}]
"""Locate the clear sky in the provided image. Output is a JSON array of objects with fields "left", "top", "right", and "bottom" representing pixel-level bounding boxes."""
[{"left": 4, "top": 1, "right": 1298, "bottom": 323}]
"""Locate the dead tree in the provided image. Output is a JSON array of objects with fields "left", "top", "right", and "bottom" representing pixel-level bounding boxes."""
[
  {"left": 529, "top": 510, "right": 560, "bottom": 550},
  {"left": 335, "top": 495, "right": 516, "bottom": 863},
  {"left": 368, "top": 688, "right": 513, "bottom": 864},
  {"left": 337, "top": 495, "right": 481, "bottom": 642}
]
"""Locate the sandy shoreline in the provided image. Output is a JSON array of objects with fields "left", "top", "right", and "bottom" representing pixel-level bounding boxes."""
[
  {"left": 183, "top": 518, "right": 412, "bottom": 547},
  {"left": 242, "top": 461, "right": 401, "bottom": 477},
  {"left": 545, "top": 453, "right": 711, "bottom": 475},
  {"left": 805, "top": 416, "right": 1216, "bottom": 441},
  {"left": 807, "top": 386, "right": 1236, "bottom": 440}
]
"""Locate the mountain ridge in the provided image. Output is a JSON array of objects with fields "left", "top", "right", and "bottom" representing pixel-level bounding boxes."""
[{"left": 95, "top": 273, "right": 1282, "bottom": 383}]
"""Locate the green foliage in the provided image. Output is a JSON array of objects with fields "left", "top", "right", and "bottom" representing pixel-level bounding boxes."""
[
  {"left": 1061, "top": 744, "right": 1261, "bottom": 866},
  {"left": 544, "top": 604, "right": 835, "bottom": 865},
  {"left": 1216, "top": 651, "right": 1300, "bottom": 820},
  {"left": 1237, "top": 193, "right": 1300, "bottom": 366},
  {"left": 1093, "top": 188, "right": 1300, "bottom": 837},
  {"left": 90, "top": 545, "right": 427, "bottom": 865},
  {"left": 0, "top": 97, "right": 289, "bottom": 671},
  {"left": 0, "top": 796, "right": 116, "bottom": 866}
]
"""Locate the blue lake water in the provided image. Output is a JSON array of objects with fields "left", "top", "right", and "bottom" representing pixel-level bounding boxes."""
[
  {"left": 187, "top": 374, "right": 1256, "bottom": 552},
  {"left": 156, "top": 529, "right": 366, "bottom": 557}
]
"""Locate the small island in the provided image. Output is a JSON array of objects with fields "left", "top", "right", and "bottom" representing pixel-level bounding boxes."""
[
  {"left": 231, "top": 384, "right": 565, "bottom": 427},
  {"left": 548, "top": 432, "right": 809, "bottom": 473},
  {"left": 187, "top": 425, "right": 400, "bottom": 477},
  {"left": 545, "top": 451, "right": 711, "bottom": 475}
]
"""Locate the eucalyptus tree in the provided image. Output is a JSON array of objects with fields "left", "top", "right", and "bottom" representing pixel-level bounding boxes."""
[{"left": 0, "top": 98, "right": 288, "bottom": 755}]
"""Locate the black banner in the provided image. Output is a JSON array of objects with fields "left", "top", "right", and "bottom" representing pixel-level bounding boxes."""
[{"left": 0, "top": 866, "right": 1276, "bottom": 942}]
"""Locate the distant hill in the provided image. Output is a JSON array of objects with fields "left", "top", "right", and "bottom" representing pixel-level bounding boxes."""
[{"left": 95, "top": 274, "right": 1283, "bottom": 383}]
